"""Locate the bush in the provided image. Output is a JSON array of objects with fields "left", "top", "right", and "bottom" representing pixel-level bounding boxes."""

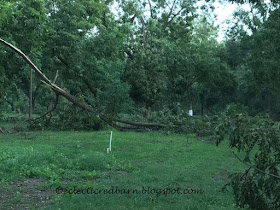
[{"left": 215, "top": 113, "right": 280, "bottom": 210}]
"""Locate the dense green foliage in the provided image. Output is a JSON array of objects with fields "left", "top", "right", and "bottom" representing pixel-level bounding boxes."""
[
  {"left": 1, "top": 0, "right": 280, "bottom": 209},
  {"left": 225, "top": 0, "right": 280, "bottom": 119},
  {"left": 0, "top": 0, "right": 279, "bottom": 120},
  {"left": 215, "top": 112, "right": 280, "bottom": 209},
  {"left": 1, "top": 0, "right": 279, "bottom": 122},
  {"left": 0, "top": 0, "right": 235, "bottom": 119}
]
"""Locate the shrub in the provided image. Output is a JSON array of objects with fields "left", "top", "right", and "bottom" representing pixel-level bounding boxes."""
[{"left": 215, "top": 113, "right": 280, "bottom": 210}]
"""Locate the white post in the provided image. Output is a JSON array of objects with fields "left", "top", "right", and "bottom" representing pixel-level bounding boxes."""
[
  {"left": 107, "top": 131, "right": 113, "bottom": 153},
  {"left": 188, "top": 102, "right": 193, "bottom": 116},
  {"left": 109, "top": 131, "right": 113, "bottom": 152}
]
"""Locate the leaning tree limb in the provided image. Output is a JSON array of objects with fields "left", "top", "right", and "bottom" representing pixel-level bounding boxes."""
[
  {"left": 0, "top": 38, "right": 167, "bottom": 131},
  {"left": 0, "top": 38, "right": 94, "bottom": 112},
  {"left": 232, "top": 151, "right": 280, "bottom": 179},
  {"left": 53, "top": 48, "right": 168, "bottom": 130},
  {"left": 99, "top": 116, "right": 145, "bottom": 132},
  {"left": 113, "top": 118, "right": 166, "bottom": 128},
  {"left": 54, "top": 49, "right": 165, "bottom": 131}
]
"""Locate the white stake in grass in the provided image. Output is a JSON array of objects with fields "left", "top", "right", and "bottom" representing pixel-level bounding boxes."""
[{"left": 107, "top": 131, "right": 113, "bottom": 153}]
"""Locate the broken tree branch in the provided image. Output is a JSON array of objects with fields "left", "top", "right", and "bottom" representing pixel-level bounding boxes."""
[
  {"left": 99, "top": 115, "right": 146, "bottom": 132},
  {"left": 0, "top": 38, "right": 167, "bottom": 131},
  {"left": 84, "top": 79, "right": 98, "bottom": 98},
  {"left": 56, "top": 54, "right": 98, "bottom": 99},
  {"left": 0, "top": 38, "right": 94, "bottom": 112},
  {"left": 114, "top": 118, "right": 165, "bottom": 128},
  {"left": 232, "top": 151, "right": 280, "bottom": 179},
  {"left": 28, "top": 93, "right": 60, "bottom": 122}
]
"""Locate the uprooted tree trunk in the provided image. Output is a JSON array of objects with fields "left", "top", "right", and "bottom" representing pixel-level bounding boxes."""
[{"left": 0, "top": 38, "right": 166, "bottom": 131}]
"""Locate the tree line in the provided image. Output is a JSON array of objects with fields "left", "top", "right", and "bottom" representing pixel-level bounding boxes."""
[{"left": 0, "top": 0, "right": 280, "bottom": 123}]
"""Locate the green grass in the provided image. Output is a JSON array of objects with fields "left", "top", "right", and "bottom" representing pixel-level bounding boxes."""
[{"left": 0, "top": 129, "right": 246, "bottom": 209}]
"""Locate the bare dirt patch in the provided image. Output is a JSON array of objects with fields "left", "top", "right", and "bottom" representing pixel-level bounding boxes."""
[{"left": 0, "top": 178, "right": 56, "bottom": 209}]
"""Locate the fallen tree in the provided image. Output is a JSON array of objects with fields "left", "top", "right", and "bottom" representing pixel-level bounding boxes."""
[
  {"left": 113, "top": 118, "right": 165, "bottom": 128},
  {"left": 0, "top": 38, "right": 165, "bottom": 131}
]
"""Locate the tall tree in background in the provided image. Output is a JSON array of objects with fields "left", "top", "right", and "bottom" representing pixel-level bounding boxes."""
[
  {"left": 120, "top": 0, "right": 197, "bottom": 113},
  {"left": 0, "top": 0, "right": 238, "bottom": 120},
  {"left": 0, "top": 0, "right": 47, "bottom": 112},
  {"left": 226, "top": 0, "right": 280, "bottom": 119}
]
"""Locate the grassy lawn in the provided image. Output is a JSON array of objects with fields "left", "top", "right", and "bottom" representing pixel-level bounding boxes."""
[{"left": 0, "top": 129, "right": 246, "bottom": 209}]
